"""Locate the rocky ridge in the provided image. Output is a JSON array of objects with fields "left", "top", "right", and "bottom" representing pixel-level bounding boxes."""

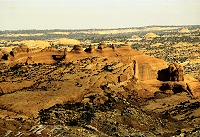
[{"left": 0, "top": 42, "right": 199, "bottom": 136}]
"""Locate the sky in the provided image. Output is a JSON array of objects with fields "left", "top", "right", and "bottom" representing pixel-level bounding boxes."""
[{"left": 0, "top": 0, "right": 199, "bottom": 30}]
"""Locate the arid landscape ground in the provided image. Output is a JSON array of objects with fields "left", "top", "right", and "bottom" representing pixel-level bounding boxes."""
[{"left": 0, "top": 26, "right": 200, "bottom": 136}]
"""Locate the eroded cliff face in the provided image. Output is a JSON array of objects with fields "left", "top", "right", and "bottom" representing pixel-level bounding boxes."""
[
  {"left": 158, "top": 63, "right": 184, "bottom": 82},
  {"left": 1, "top": 43, "right": 169, "bottom": 81}
]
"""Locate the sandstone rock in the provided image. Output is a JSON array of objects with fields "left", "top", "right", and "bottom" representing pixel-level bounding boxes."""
[
  {"left": 12, "top": 45, "right": 30, "bottom": 53},
  {"left": 118, "top": 74, "right": 128, "bottom": 83},
  {"left": 85, "top": 45, "right": 95, "bottom": 53},
  {"left": 52, "top": 48, "right": 67, "bottom": 61},
  {"left": 9, "top": 45, "right": 30, "bottom": 58},
  {"left": 97, "top": 42, "right": 107, "bottom": 50},
  {"left": 123, "top": 42, "right": 131, "bottom": 47},
  {"left": 1, "top": 53, "right": 9, "bottom": 60},
  {"left": 144, "top": 33, "right": 158, "bottom": 39},
  {"left": 25, "top": 56, "right": 34, "bottom": 65},
  {"left": 71, "top": 44, "right": 84, "bottom": 53},
  {"left": 159, "top": 82, "right": 191, "bottom": 94},
  {"left": 42, "top": 47, "right": 57, "bottom": 52},
  {"left": 158, "top": 63, "right": 184, "bottom": 81},
  {"left": 110, "top": 44, "right": 116, "bottom": 50},
  {"left": 179, "top": 28, "right": 190, "bottom": 33}
]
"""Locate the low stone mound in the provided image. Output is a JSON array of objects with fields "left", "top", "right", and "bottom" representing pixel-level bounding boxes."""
[
  {"left": 85, "top": 45, "right": 95, "bottom": 53},
  {"left": 71, "top": 44, "right": 84, "bottom": 53}
]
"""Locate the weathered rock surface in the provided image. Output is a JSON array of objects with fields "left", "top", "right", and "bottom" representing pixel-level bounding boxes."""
[
  {"left": 71, "top": 44, "right": 84, "bottom": 53},
  {"left": 158, "top": 63, "right": 184, "bottom": 81},
  {"left": 85, "top": 45, "right": 95, "bottom": 53},
  {"left": 97, "top": 42, "right": 107, "bottom": 50},
  {"left": 0, "top": 42, "right": 199, "bottom": 136},
  {"left": 25, "top": 56, "right": 34, "bottom": 64}
]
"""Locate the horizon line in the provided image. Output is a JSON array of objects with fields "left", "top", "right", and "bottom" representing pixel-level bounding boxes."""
[{"left": 1, "top": 24, "right": 200, "bottom": 31}]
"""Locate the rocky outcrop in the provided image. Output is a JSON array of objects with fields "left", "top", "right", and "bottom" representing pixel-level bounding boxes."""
[
  {"left": 25, "top": 56, "right": 34, "bottom": 64},
  {"left": 42, "top": 47, "right": 57, "bottom": 52},
  {"left": 85, "top": 45, "right": 95, "bottom": 53},
  {"left": 158, "top": 63, "right": 184, "bottom": 81},
  {"left": 97, "top": 42, "right": 107, "bottom": 50},
  {"left": 144, "top": 33, "right": 159, "bottom": 39},
  {"left": 159, "top": 82, "right": 190, "bottom": 94},
  {"left": 120, "top": 42, "right": 131, "bottom": 48},
  {"left": 1, "top": 53, "right": 9, "bottom": 60},
  {"left": 71, "top": 44, "right": 84, "bottom": 53},
  {"left": 10, "top": 45, "right": 30, "bottom": 57},
  {"left": 110, "top": 44, "right": 116, "bottom": 50},
  {"left": 118, "top": 74, "right": 128, "bottom": 82},
  {"left": 52, "top": 48, "right": 67, "bottom": 61}
]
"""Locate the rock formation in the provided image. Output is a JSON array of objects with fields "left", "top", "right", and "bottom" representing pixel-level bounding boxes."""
[
  {"left": 119, "top": 42, "right": 132, "bottom": 50},
  {"left": 1, "top": 53, "right": 9, "bottom": 60},
  {"left": 97, "top": 42, "right": 107, "bottom": 50},
  {"left": 179, "top": 28, "right": 190, "bottom": 33},
  {"left": 9, "top": 45, "right": 30, "bottom": 58},
  {"left": 52, "top": 48, "right": 67, "bottom": 61},
  {"left": 85, "top": 45, "right": 95, "bottom": 53},
  {"left": 110, "top": 44, "right": 116, "bottom": 50},
  {"left": 118, "top": 74, "right": 128, "bottom": 82},
  {"left": 25, "top": 56, "right": 34, "bottom": 65},
  {"left": 42, "top": 47, "right": 57, "bottom": 52},
  {"left": 158, "top": 63, "right": 184, "bottom": 81},
  {"left": 144, "top": 33, "right": 158, "bottom": 39},
  {"left": 71, "top": 44, "right": 84, "bottom": 53}
]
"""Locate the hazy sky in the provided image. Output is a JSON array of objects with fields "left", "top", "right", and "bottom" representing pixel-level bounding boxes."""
[{"left": 0, "top": 0, "right": 199, "bottom": 30}]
